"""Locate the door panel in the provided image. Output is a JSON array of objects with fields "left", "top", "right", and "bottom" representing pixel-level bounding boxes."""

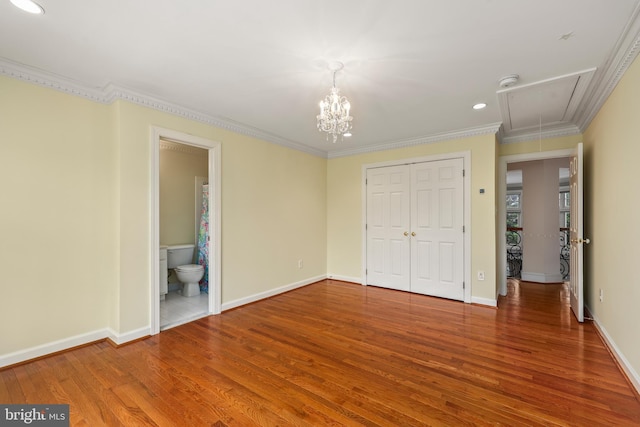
[
  {"left": 410, "top": 159, "right": 464, "bottom": 300},
  {"left": 366, "top": 166, "right": 411, "bottom": 291},
  {"left": 569, "top": 143, "right": 586, "bottom": 322},
  {"left": 366, "top": 158, "right": 464, "bottom": 300}
]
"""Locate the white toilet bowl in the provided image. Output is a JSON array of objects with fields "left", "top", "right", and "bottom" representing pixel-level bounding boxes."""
[{"left": 174, "top": 264, "right": 204, "bottom": 297}]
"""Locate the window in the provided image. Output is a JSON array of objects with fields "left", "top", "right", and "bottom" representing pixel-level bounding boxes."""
[
  {"left": 506, "top": 191, "right": 521, "bottom": 227},
  {"left": 559, "top": 190, "right": 570, "bottom": 227},
  {"left": 506, "top": 191, "right": 522, "bottom": 245}
]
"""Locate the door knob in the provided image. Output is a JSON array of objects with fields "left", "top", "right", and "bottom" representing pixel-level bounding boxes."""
[
  {"left": 411, "top": 232, "right": 416, "bottom": 237},
  {"left": 571, "top": 238, "right": 591, "bottom": 244},
  {"left": 404, "top": 231, "right": 409, "bottom": 236}
]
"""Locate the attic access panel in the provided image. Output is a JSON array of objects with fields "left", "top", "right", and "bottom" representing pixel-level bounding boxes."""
[{"left": 497, "top": 69, "right": 596, "bottom": 133}]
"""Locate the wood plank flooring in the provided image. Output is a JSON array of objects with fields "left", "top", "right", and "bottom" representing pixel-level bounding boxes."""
[{"left": 2, "top": 279, "right": 639, "bottom": 426}]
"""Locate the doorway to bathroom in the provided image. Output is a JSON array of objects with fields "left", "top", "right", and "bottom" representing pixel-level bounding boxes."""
[{"left": 150, "top": 127, "right": 221, "bottom": 335}]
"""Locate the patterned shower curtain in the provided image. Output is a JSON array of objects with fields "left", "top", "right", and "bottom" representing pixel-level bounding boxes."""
[{"left": 197, "top": 184, "right": 209, "bottom": 293}]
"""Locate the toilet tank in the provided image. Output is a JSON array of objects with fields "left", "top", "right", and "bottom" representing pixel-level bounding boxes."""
[{"left": 167, "top": 244, "right": 195, "bottom": 268}]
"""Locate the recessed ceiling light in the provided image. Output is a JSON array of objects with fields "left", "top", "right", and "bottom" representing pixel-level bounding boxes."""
[
  {"left": 473, "top": 103, "right": 487, "bottom": 110},
  {"left": 10, "top": 0, "right": 44, "bottom": 14}
]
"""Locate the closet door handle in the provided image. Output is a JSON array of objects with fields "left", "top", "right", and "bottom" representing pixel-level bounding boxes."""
[
  {"left": 411, "top": 232, "right": 416, "bottom": 237},
  {"left": 404, "top": 231, "right": 409, "bottom": 237}
]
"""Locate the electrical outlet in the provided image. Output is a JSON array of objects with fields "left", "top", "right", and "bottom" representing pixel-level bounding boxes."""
[
  {"left": 477, "top": 271, "right": 485, "bottom": 281},
  {"left": 599, "top": 288, "right": 603, "bottom": 302},
  {"left": 298, "top": 259, "right": 303, "bottom": 269}
]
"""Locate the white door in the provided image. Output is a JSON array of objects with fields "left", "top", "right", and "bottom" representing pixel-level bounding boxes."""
[
  {"left": 366, "top": 159, "right": 464, "bottom": 301},
  {"left": 366, "top": 165, "right": 411, "bottom": 291},
  {"left": 410, "top": 159, "right": 464, "bottom": 300},
  {"left": 569, "top": 143, "right": 588, "bottom": 322}
]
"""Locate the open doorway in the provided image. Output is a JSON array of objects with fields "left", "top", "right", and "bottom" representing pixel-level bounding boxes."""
[
  {"left": 505, "top": 159, "right": 570, "bottom": 282},
  {"left": 498, "top": 148, "right": 573, "bottom": 296},
  {"left": 150, "top": 127, "right": 221, "bottom": 335}
]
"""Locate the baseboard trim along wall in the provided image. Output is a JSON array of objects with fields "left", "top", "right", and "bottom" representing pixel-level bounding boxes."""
[
  {"left": 327, "top": 274, "right": 363, "bottom": 284},
  {"left": 521, "top": 271, "right": 564, "bottom": 284},
  {"left": 221, "top": 275, "right": 327, "bottom": 312},
  {"left": 0, "top": 326, "right": 153, "bottom": 369},
  {"left": 0, "top": 329, "right": 109, "bottom": 369},
  {"left": 107, "top": 326, "right": 152, "bottom": 346},
  {"left": 586, "top": 305, "right": 640, "bottom": 396},
  {"left": 471, "top": 296, "right": 498, "bottom": 307}
]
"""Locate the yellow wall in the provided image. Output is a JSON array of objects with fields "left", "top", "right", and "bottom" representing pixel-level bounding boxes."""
[
  {"left": 498, "top": 134, "right": 582, "bottom": 157},
  {"left": 159, "top": 145, "right": 208, "bottom": 246},
  {"left": 584, "top": 54, "right": 640, "bottom": 377},
  {"left": 0, "top": 77, "right": 328, "bottom": 356},
  {"left": 6, "top": 54, "right": 640, "bottom": 384},
  {"left": 327, "top": 134, "right": 497, "bottom": 301},
  {"left": 115, "top": 101, "right": 328, "bottom": 333},
  {"left": 0, "top": 76, "right": 116, "bottom": 354}
]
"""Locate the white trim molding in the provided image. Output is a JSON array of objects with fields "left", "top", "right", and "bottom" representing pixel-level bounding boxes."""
[
  {"left": 361, "top": 151, "right": 472, "bottom": 304},
  {"left": 586, "top": 306, "right": 640, "bottom": 395},
  {"left": 329, "top": 123, "right": 501, "bottom": 159},
  {"left": 221, "top": 275, "right": 327, "bottom": 312},
  {"left": 0, "top": 329, "right": 109, "bottom": 369},
  {"left": 497, "top": 148, "right": 574, "bottom": 297},
  {"left": 521, "top": 272, "right": 564, "bottom": 284},
  {"left": 150, "top": 127, "right": 222, "bottom": 336},
  {"left": 471, "top": 296, "right": 498, "bottom": 308},
  {"left": 0, "top": 326, "right": 154, "bottom": 368},
  {"left": 107, "top": 327, "right": 151, "bottom": 346},
  {"left": 327, "top": 274, "right": 362, "bottom": 284},
  {"left": 0, "top": 58, "right": 326, "bottom": 158}
]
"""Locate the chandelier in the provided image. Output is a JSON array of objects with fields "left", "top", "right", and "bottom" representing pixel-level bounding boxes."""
[{"left": 317, "top": 62, "right": 352, "bottom": 143}]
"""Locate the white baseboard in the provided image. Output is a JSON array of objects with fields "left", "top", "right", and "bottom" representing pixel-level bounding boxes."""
[
  {"left": 521, "top": 271, "right": 564, "bottom": 283},
  {"left": 586, "top": 305, "right": 640, "bottom": 395},
  {"left": 327, "top": 274, "right": 362, "bottom": 284},
  {"left": 221, "top": 275, "right": 327, "bottom": 311},
  {"left": 0, "top": 329, "right": 109, "bottom": 368},
  {"left": 471, "top": 296, "right": 498, "bottom": 307},
  {"left": 0, "top": 326, "right": 153, "bottom": 368},
  {"left": 107, "top": 326, "right": 151, "bottom": 346}
]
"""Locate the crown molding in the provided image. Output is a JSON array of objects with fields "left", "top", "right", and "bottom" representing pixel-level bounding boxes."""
[
  {"left": 159, "top": 140, "right": 208, "bottom": 155},
  {"left": 0, "top": 58, "right": 327, "bottom": 159},
  {"left": 500, "top": 123, "right": 581, "bottom": 145},
  {"left": 4, "top": 0, "right": 640, "bottom": 161},
  {"left": 327, "top": 123, "right": 502, "bottom": 159},
  {"left": 0, "top": 58, "right": 108, "bottom": 102},
  {"left": 574, "top": 1, "right": 640, "bottom": 132}
]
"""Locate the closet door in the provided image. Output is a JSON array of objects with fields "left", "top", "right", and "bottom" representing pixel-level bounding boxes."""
[
  {"left": 366, "top": 165, "right": 411, "bottom": 291},
  {"left": 410, "top": 159, "right": 464, "bottom": 300}
]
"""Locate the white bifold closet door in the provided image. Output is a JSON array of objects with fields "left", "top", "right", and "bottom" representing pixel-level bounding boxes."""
[{"left": 366, "top": 158, "right": 464, "bottom": 301}]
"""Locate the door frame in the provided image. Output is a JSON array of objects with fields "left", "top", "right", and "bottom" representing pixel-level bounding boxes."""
[
  {"left": 150, "top": 126, "right": 222, "bottom": 335},
  {"left": 361, "top": 151, "right": 472, "bottom": 303},
  {"left": 497, "top": 147, "right": 573, "bottom": 296}
]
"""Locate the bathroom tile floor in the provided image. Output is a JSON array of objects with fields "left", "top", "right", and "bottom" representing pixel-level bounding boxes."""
[{"left": 160, "top": 290, "right": 209, "bottom": 330}]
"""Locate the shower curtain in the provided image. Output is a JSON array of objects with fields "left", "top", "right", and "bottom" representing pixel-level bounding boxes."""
[{"left": 197, "top": 184, "right": 209, "bottom": 293}]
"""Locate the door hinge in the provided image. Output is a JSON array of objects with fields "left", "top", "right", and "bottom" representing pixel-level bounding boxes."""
[
  {"left": 463, "top": 225, "right": 465, "bottom": 233},
  {"left": 462, "top": 169, "right": 465, "bottom": 177},
  {"left": 463, "top": 281, "right": 465, "bottom": 289}
]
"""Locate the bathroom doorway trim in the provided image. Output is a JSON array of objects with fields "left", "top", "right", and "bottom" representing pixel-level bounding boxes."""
[{"left": 150, "top": 126, "right": 222, "bottom": 335}]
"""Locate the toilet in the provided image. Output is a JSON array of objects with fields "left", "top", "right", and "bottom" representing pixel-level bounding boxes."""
[{"left": 167, "top": 244, "right": 204, "bottom": 297}]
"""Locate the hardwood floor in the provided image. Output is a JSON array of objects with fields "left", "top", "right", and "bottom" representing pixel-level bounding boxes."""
[{"left": 1, "top": 279, "right": 639, "bottom": 426}]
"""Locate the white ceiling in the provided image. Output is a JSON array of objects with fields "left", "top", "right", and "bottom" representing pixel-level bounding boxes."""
[{"left": 2, "top": 0, "right": 640, "bottom": 158}]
